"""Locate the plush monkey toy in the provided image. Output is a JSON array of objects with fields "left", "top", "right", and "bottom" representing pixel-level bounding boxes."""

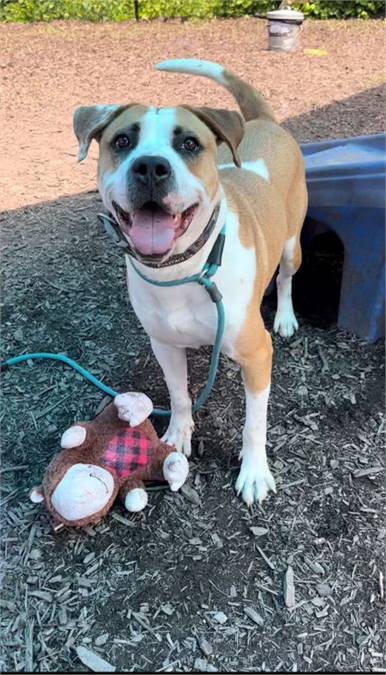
[{"left": 29, "top": 392, "right": 189, "bottom": 528}]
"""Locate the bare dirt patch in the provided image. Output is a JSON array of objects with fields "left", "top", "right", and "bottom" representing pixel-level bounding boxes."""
[
  {"left": 1, "top": 18, "right": 384, "bottom": 211},
  {"left": 1, "top": 18, "right": 385, "bottom": 674}
]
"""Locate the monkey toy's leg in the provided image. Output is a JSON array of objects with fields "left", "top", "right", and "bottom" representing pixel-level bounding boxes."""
[{"left": 120, "top": 478, "right": 148, "bottom": 513}]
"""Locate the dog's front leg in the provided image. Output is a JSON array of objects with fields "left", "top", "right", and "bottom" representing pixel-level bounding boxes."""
[
  {"left": 150, "top": 338, "right": 194, "bottom": 457},
  {"left": 235, "top": 327, "right": 276, "bottom": 506}
]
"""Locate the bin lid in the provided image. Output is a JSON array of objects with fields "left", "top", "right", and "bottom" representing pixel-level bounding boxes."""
[{"left": 267, "top": 8, "right": 304, "bottom": 22}]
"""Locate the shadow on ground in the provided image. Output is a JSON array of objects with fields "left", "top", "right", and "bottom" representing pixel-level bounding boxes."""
[
  {"left": 282, "top": 84, "right": 385, "bottom": 142},
  {"left": 0, "top": 86, "right": 385, "bottom": 673}
]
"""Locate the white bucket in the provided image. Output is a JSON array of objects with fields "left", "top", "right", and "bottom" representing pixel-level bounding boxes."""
[{"left": 267, "top": 8, "right": 304, "bottom": 53}]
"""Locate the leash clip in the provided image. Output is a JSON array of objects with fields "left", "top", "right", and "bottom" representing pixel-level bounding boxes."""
[
  {"left": 198, "top": 274, "right": 223, "bottom": 304},
  {"left": 205, "top": 282, "right": 223, "bottom": 304}
]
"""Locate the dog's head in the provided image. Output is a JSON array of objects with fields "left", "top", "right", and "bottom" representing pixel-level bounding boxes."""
[{"left": 73, "top": 102, "right": 244, "bottom": 261}]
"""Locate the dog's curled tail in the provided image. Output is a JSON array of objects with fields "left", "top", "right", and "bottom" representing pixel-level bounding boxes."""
[{"left": 156, "top": 59, "right": 276, "bottom": 123}]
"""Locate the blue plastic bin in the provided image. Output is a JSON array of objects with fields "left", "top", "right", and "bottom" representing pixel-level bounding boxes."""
[{"left": 301, "top": 133, "right": 385, "bottom": 343}]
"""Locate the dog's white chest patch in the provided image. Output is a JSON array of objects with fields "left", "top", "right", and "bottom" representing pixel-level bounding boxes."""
[
  {"left": 127, "top": 275, "right": 214, "bottom": 348},
  {"left": 126, "top": 208, "right": 256, "bottom": 355}
]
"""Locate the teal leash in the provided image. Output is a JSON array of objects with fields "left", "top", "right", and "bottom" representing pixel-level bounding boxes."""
[
  {"left": 1, "top": 352, "right": 118, "bottom": 398},
  {"left": 2, "top": 226, "right": 226, "bottom": 418}
]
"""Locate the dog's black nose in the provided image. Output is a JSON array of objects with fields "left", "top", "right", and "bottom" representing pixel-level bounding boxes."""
[{"left": 132, "top": 155, "right": 172, "bottom": 186}]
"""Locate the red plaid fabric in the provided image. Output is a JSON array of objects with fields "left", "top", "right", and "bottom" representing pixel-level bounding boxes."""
[{"left": 101, "top": 428, "right": 154, "bottom": 479}]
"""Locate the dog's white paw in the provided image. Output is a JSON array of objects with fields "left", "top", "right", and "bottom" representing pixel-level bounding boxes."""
[
  {"left": 235, "top": 456, "right": 276, "bottom": 506},
  {"left": 162, "top": 416, "right": 194, "bottom": 457},
  {"left": 163, "top": 451, "right": 189, "bottom": 492},
  {"left": 273, "top": 309, "right": 298, "bottom": 338}
]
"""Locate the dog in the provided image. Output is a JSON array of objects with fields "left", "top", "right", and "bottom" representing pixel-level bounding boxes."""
[{"left": 73, "top": 59, "right": 307, "bottom": 505}]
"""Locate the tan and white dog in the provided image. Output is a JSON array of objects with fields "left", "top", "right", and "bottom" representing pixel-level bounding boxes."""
[{"left": 73, "top": 59, "right": 307, "bottom": 506}]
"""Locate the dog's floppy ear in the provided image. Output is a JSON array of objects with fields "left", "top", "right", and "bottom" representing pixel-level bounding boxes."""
[
  {"left": 183, "top": 106, "right": 244, "bottom": 168},
  {"left": 73, "top": 104, "right": 130, "bottom": 161}
]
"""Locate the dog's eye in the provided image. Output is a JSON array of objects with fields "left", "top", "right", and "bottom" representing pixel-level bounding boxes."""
[
  {"left": 113, "top": 135, "right": 131, "bottom": 151},
  {"left": 181, "top": 137, "right": 200, "bottom": 153}
]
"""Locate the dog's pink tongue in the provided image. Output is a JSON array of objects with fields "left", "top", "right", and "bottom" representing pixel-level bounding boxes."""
[{"left": 130, "top": 208, "right": 180, "bottom": 256}]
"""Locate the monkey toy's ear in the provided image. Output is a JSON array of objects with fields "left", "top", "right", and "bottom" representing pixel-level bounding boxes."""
[{"left": 60, "top": 424, "right": 88, "bottom": 449}]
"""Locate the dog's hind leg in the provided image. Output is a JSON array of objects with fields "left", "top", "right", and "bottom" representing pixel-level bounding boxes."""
[
  {"left": 274, "top": 165, "right": 307, "bottom": 338},
  {"left": 150, "top": 338, "right": 194, "bottom": 457},
  {"left": 273, "top": 234, "right": 301, "bottom": 338}
]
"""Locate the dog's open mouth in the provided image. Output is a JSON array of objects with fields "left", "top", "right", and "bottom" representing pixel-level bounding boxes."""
[{"left": 112, "top": 200, "right": 198, "bottom": 258}]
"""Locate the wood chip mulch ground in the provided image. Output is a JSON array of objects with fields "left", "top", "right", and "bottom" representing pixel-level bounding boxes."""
[{"left": 1, "top": 17, "right": 385, "bottom": 674}]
